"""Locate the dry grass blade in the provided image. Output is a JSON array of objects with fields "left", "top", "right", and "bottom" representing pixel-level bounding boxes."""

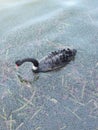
[
  {"left": 15, "top": 122, "right": 24, "bottom": 130},
  {"left": 69, "top": 93, "right": 85, "bottom": 106},
  {"left": 87, "top": 13, "right": 94, "bottom": 24},
  {"left": 30, "top": 106, "right": 43, "bottom": 120},
  {"left": 5, "top": 120, "right": 16, "bottom": 130},
  {"left": 12, "top": 90, "right": 36, "bottom": 113},
  {"left": 65, "top": 106, "right": 82, "bottom": 120},
  {"left": 9, "top": 114, "right": 13, "bottom": 130},
  {"left": 18, "top": 97, "right": 34, "bottom": 107},
  {"left": 35, "top": 127, "right": 41, "bottom": 130},
  {"left": 81, "top": 81, "right": 86, "bottom": 99},
  {"left": 60, "top": 125, "right": 67, "bottom": 130},
  {"left": 0, "top": 113, "right": 7, "bottom": 120}
]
